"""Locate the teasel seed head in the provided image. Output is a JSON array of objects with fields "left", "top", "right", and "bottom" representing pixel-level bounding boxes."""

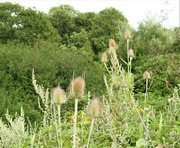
[
  {"left": 109, "top": 39, "right": 116, "bottom": 48},
  {"left": 143, "top": 71, "right": 151, "bottom": 80},
  {"left": 128, "top": 49, "right": 134, "bottom": 58},
  {"left": 87, "top": 98, "right": 103, "bottom": 118},
  {"left": 51, "top": 86, "right": 67, "bottom": 104},
  {"left": 70, "top": 77, "right": 85, "bottom": 99},
  {"left": 108, "top": 46, "right": 116, "bottom": 55},
  {"left": 124, "top": 29, "right": 132, "bottom": 39},
  {"left": 101, "top": 52, "right": 108, "bottom": 63}
]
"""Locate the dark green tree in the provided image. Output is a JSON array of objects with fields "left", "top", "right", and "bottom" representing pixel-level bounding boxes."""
[
  {"left": 48, "top": 4, "right": 79, "bottom": 45},
  {"left": 89, "top": 7, "right": 128, "bottom": 54},
  {"left": 0, "top": 2, "right": 60, "bottom": 44},
  {"left": 74, "top": 12, "right": 96, "bottom": 32}
]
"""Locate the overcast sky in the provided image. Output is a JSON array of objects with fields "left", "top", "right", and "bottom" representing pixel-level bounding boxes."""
[{"left": 1, "top": 0, "right": 179, "bottom": 29}]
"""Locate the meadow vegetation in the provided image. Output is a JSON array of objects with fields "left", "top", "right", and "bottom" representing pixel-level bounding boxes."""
[{"left": 0, "top": 2, "right": 179, "bottom": 148}]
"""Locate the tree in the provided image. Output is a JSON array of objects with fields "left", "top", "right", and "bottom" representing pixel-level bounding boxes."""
[
  {"left": 74, "top": 12, "right": 96, "bottom": 32},
  {"left": 89, "top": 7, "right": 128, "bottom": 54},
  {"left": 48, "top": 4, "right": 79, "bottom": 45},
  {"left": 133, "top": 17, "right": 174, "bottom": 56},
  {"left": 0, "top": 2, "right": 60, "bottom": 44}
]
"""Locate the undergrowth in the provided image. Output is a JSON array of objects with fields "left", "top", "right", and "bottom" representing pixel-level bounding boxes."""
[{"left": 0, "top": 29, "right": 179, "bottom": 148}]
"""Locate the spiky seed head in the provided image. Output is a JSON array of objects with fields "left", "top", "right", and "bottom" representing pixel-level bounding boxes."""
[
  {"left": 108, "top": 46, "right": 116, "bottom": 55},
  {"left": 101, "top": 52, "right": 108, "bottom": 63},
  {"left": 128, "top": 49, "right": 134, "bottom": 58},
  {"left": 87, "top": 98, "right": 103, "bottom": 118},
  {"left": 120, "top": 78, "right": 127, "bottom": 87},
  {"left": 51, "top": 86, "right": 67, "bottom": 104},
  {"left": 109, "top": 39, "right": 116, "bottom": 48},
  {"left": 143, "top": 71, "right": 151, "bottom": 80},
  {"left": 124, "top": 29, "right": 131, "bottom": 39},
  {"left": 70, "top": 77, "right": 85, "bottom": 99}
]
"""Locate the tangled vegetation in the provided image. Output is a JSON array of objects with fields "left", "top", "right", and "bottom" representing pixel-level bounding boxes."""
[{"left": 0, "top": 2, "right": 179, "bottom": 148}]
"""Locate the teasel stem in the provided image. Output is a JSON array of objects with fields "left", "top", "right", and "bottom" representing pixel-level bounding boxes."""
[
  {"left": 145, "top": 79, "right": 148, "bottom": 102},
  {"left": 104, "top": 62, "right": 111, "bottom": 75},
  {"left": 130, "top": 57, "right": 132, "bottom": 73},
  {"left": 73, "top": 98, "right": 78, "bottom": 148},
  {"left": 86, "top": 118, "right": 95, "bottom": 148},
  {"left": 127, "top": 39, "right": 130, "bottom": 73},
  {"left": 57, "top": 104, "right": 62, "bottom": 148}
]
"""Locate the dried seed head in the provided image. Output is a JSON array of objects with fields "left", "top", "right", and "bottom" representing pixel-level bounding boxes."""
[
  {"left": 124, "top": 29, "right": 131, "bottom": 39},
  {"left": 51, "top": 86, "right": 67, "bottom": 104},
  {"left": 143, "top": 71, "right": 151, "bottom": 80},
  {"left": 120, "top": 78, "right": 127, "bottom": 87},
  {"left": 101, "top": 52, "right": 108, "bottom": 63},
  {"left": 109, "top": 39, "right": 116, "bottom": 48},
  {"left": 70, "top": 77, "right": 85, "bottom": 99},
  {"left": 87, "top": 98, "right": 103, "bottom": 118},
  {"left": 108, "top": 46, "right": 116, "bottom": 55},
  {"left": 128, "top": 49, "right": 134, "bottom": 58}
]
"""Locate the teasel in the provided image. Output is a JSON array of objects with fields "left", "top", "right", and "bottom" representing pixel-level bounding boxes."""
[
  {"left": 143, "top": 71, "right": 151, "bottom": 80},
  {"left": 124, "top": 29, "right": 132, "bottom": 39},
  {"left": 51, "top": 86, "right": 67, "bottom": 104},
  {"left": 128, "top": 49, "right": 134, "bottom": 58},
  {"left": 70, "top": 76, "right": 85, "bottom": 148},
  {"left": 86, "top": 98, "right": 103, "bottom": 148},
  {"left": 109, "top": 39, "right": 116, "bottom": 48},
  {"left": 87, "top": 98, "right": 103, "bottom": 118},
  {"left": 51, "top": 85, "right": 66, "bottom": 148},
  {"left": 108, "top": 46, "right": 116, "bottom": 55},
  {"left": 143, "top": 71, "right": 151, "bottom": 102},
  {"left": 70, "top": 77, "right": 85, "bottom": 99},
  {"left": 101, "top": 52, "right": 108, "bottom": 63}
]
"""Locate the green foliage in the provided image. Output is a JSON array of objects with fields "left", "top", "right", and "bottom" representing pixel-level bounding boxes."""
[
  {"left": 0, "top": 2, "right": 179, "bottom": 147},
  {"left": 48, "top": 4, "right": 79, "bottom": 45},
  {"left": 133, "top": 18, "right": 174, "bottom": 56},
  {"left": 74, "top": 12, "right": 96, "bottom": 32},
  {"left": 0, "top": 2, "right": 60, "bottom": 45},
  {"left": 172, "top": 27, "right": 180, "bottom": 52},
  {"left": 134, "top": 53, "right": 180, "bottom": 97},
  {"left": 89, "top": 7, "right": 128, "bottom": 54},
  {"left": 0, "top": 42, "right": 105, "bottom": 123}
]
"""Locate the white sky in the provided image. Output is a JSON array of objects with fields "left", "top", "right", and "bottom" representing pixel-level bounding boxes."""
[{"left": 1, "top": 0, "right": 179, "bottom": 29}]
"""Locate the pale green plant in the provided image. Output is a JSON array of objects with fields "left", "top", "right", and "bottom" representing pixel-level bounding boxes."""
[
  {"left": 32, "top": 69, "right": 51, "bottom": 126},
  {"left": 0, "top": 108, "right": 29, "bottom": 148}
]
